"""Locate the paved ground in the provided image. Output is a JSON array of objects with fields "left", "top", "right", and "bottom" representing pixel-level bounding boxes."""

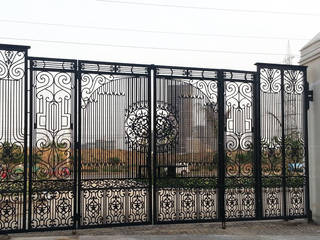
[{"left": 4, "top": 220, "right": 320, "bottom": 240}]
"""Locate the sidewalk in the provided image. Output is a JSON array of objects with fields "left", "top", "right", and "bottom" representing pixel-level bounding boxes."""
[{"left": 5, "top": 220, "right": 320, "bottom": 240}]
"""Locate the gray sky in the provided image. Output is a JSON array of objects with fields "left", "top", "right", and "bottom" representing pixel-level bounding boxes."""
[{"left": 1, "top": 0, "right": 319, "bottom": 70}]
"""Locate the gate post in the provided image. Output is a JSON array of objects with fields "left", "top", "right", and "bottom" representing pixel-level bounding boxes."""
[
  {"left": 147, "top": 64, "right": 155, "bottom": 224},
  {"left": 254, "top": 68, "right": 262, "bottom": 219},
  {"left": 304, "top": 73, "right": 312, "bottom": 222},
  {"left": 217, "top": 70, "right": 226, "bottom": 228}
]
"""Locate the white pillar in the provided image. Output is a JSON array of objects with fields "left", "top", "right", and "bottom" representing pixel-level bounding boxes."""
[{"left": 300, "top": 33, "right": 320, "bottom": 223}]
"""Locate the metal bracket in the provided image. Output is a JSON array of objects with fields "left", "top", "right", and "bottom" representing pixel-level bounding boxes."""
[
  {"left": 306, "top": 90, "right": 313, "bottom": 110},
  {"left": 307, "top": 90, "right": 313, "bottom": 102}
]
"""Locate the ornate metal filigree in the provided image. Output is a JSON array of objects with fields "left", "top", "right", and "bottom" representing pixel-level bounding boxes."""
[
  {"left": 31, "top": 190, "right": 74, "bottom": 229},
  {"left": 283, "top": 70, "right": 304, "bottom": 94},
  {"left": 157, "top": 188, "right": 218, "bottom": 222},
  {"left": 32, "top": 69, "right": 74, "bottom": 180},
  {"left": 263, "top": 187, "right": 282, "bottom": 217},
  {"left": 0, "top": 50, "right": 25, "bottom": 82},
  {"left": 81, "top": 188, "right": 148, "bottom": 225},
  {"left": 225, "top": 81, "right": 253, "bottom": 177},
  {"left": 225, "top": 188, "right": 255, "bottom": 219},
  {"left": 124, "top": 101, "right": 178, "bottom": 152},
  {"left": 260, "top": 68, "right": 281, "bottom": 93},
  {"left": 287, "top": 187, "right": 304, "bottom": 216},
  {"left": 156, "top": 67, "right": 218, "bottom": 79},
  {"left": 81, "top": 73, "right": 116, "bottom": 108}
]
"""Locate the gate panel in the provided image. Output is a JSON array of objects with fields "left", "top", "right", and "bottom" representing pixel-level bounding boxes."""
[
  {"left": 0, "top": 44, "right": 29, "bottom": 233},
  {"left": 154, "top": 66, "right": 219, "bottom": 223},
  {"left": 79, "top": 61, "right": 151, "bottom": 227},
  {"left": 29, "top": 58, "right": 77, "bottom": 230},
  {"left": 223, "top": 70, "right": 256, "bottom": 220},
  {"left": 257, "top": 63, "right": 308, "bottom": 219}
]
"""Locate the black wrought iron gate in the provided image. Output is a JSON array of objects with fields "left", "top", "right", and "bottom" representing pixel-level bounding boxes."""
[
  {"left": 0, "top": 44, "right": 311, "bottom": 233},
  {"left": 78, "top": 61, "right": 152, "bottom": 227}
]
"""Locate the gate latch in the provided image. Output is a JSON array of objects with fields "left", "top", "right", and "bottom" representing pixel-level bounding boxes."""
[
  {"left": 307, "top": 90, "right": 314, "bottom": 110},
  {"left": 307, "top": 90, "right": 313, "bottom": 102}
]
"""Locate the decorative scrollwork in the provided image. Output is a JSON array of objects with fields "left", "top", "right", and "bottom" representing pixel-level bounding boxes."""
[
  {"left": 156, "top": 67, "right": 217, "bottom": 79},
  {"left": 80, "top": 62, "right": 148, "bottom": 76},
  {"left": 33, "top": 69, "right": 74, "bottom": 180},
  {"left": 263, "top": 187, "right": 282, "bottom": 217},
  {"left": 0, "top": 50, "right": 25, "bottom": 81},
  {"left": 157, "top": 189, "right": 176, "bottom": 222},
  {"left": 155, "top": 102, "right": 179, "bottom": 152},
  {"left": 0, "top": 192, "right": 22, "bottom": 230},
  {"left": 199, "top": 189, "right": 217, "bottom": 219},
  {"left": 179, "top": 190, "right": 196, "bottom": 220},
  {"left": 260, "top": 68, "right": 281, "bottom": 93},
  {"left": 225, "top": 188, "right": 255, "bottom": 219},
  {"left": 180, "top": 79, "right": 218, "bottom": 107},
  {"left": 284, "top": 70, "right": 304, "bottom": 94},
  {"left": 124, "top": 101, "right": 178, "bottom": 152},
  {"left": 287, "top": 187, "right": 304, "bottom": 216},
  {"left": 81, "top": 187, "right": 149, "bottom": 225},
  {"left": 223, "top": 71, "right": 254, "bottom": 81},
  {"left": 81, "top": 73, "right": 116, "bottom": 108},
  {"left": 261, "top": 138, "right": 282, "bottom": 176},
  {"left": 31, "top": 190, "right": 73, "bottom": 229},
  {"left": 285, "top": 132, "right": 305, "bottom": 176},
  {"left": 81, "top": 179, "right": 148, "bottom": 190},
  {"left": 225, "top": 81, "right": 253, "bottom": 177},
  {"left": 157, "top": 188, "right": 218, "bottom": 222}
]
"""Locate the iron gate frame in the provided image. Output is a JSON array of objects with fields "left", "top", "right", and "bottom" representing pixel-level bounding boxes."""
[
  {"left": 28, "top": 56, "right": 78, "bottom": 231},
  {"left": 0, "top": 44, "right": 30, "bottom": 233},
  {"left": 77, "top": 60, "right": 153, "bottom": 228},
  {"left": 0, "top": 44, "right": 313, "bottom": 233}
]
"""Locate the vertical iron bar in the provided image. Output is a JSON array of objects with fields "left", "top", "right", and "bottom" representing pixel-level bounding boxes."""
[
  {"left": 152, "top": 65, "right": 157, "bottom": 224},
  {"left": 23, "top": 49, "right": 29, "bottom": 231},
  {"left": 280, "top": 68, "right": 287, "bottom": 219},
  {"left": 303, "top": 69, "right": 312, "bottom": 221},
  {"left": 28, "top": 58, "right": 33, "bottom": 230},
  {"left": 254, "top": 70, "right": 262, "bottom": 219},
  {"left": 73, "top": 61, "right": 78, "bottom": 229},
  {"left": 217, "top": 70, "right": 225, "bottom": 226},
  {"left": 77, "top": 61, "right": 82, "bottom": 228},
  {"left": 147, "top": 66, "right": 153, "bottom": 224}
]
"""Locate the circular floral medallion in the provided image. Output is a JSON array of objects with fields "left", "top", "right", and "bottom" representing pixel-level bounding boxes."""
[{"left": 124, "top": 101, "right": 178, "bottom": 152}]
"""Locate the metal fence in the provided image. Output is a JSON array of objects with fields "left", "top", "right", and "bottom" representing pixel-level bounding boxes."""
[{"left": 0, "top": 44, "right": 312, "bottom": 232}]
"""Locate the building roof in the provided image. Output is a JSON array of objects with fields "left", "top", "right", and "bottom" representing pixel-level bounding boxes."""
[{"left": 301, "top": 32, "right": 320, "bottom": 51}]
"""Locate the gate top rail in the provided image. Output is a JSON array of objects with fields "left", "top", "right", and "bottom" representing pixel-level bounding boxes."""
[
  {"left": 79, "top": 60, "right": 150, "bottom": 76},
  {"left": 255, "top": 62, "right": 307, "bottom": 70},
  {"left": 29, "top": 57, "right": 77, "bottom": 72},
  {"left": 155, "top": 64, "right": 219, "bottom": 80},
  {"left": 0, "top": 43, "right": 30, "bottom": 51}
]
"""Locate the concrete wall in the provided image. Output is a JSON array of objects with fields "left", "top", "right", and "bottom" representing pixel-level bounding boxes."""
[{"left": 300, "top": 35, "right": 320, "bottom": 223}]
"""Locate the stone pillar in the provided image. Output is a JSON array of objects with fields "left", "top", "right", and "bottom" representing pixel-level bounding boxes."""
[{"left": 300, "top": 33, "right": 320, "bottom": 223}]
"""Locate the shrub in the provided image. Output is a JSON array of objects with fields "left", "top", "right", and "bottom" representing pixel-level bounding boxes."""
[{"left": 108, "top": 157, "right": 120, "bottom": 165}]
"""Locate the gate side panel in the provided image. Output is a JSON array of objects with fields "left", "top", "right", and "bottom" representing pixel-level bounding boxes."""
[
  {"left": 283, "top": 67, "right": 307, "bottom": 218},
  {"left": 78, "top": 61, "right": 151, "bottom": 227},
  {"left": 257, "top": 63, "right": 308, "bottom": 219},
  {"left": 0, "top": 44, "right": 29, "bottom": 233},
  {"left": 154, "top": 66, "right": 219, "bottom": 223},
  {"left": 223, "top": 70, "right": 256, "bottom": 220},
  {"left": 29, "top": 58, "right": 76, "bottom": 230}
]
